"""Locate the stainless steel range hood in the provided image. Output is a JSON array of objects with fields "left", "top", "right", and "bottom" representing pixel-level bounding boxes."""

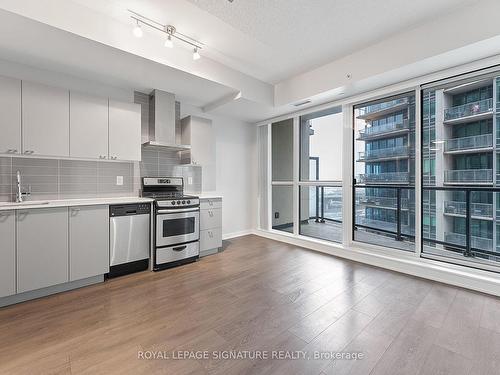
[{"left": 142, "top": 89, "right": 191, "bottom": 150}]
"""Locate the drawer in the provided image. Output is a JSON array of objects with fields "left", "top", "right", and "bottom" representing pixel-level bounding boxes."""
[
  {"left": 200, "top": 229, "right": 222, "bottom": 252},
  {"left": 156, "top": 242, "right": 199, "bottom": 264},
  {"left": 200, "top": 198, "right": 222, "bottom": 210},
  {"left": 200, "top": 208, "right": 222, "bottom": 230}
]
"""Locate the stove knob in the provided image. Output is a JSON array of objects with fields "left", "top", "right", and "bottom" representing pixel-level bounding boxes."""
[
  {"left": 177, "top": 200, "right": 181, "bottom": 205},
  {"left": 171, "top": 201, "right": 176, "bottom": 205},
  {"left": 187, "top": 200, "right": 191, "bottom": 204},
  {"left": 182, "top": 200, "right": 186, "bottom": 204}
]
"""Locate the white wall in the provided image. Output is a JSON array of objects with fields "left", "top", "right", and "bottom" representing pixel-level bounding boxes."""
[{"left": 182, "top": 104, "right": 257, "bottom": 238}]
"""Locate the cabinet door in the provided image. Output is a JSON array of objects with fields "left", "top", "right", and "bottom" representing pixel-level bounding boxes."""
[
  {"left": 0, "top": 211, "right": 16, "bottom": 298},
  {"left": 200, "top": 208, "right": 222, "bottom": 231},
  {"left": 70, "top": 92, "right": 108, "bottom": 159},
  {"left": 22, "top": 81, "right": 69, "bottom": 157},
  {"left": 69, "top": 206, "right": 109, "bottom": 281},
  {"left": 200, "top": 228, "right": 222, "bottom": 252},
  {"left": 109, "top": 100, "right": 141, "bottom": 161},
  {"left": 0, "top": 76, "right": 21, "bottom": 155},
  {"left": 17, "top": 208, "right": 69, "bottom": 293}
]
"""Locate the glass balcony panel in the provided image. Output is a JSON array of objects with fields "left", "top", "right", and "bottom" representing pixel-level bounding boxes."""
[
  {"left": 358, "top": 119, "right": 409, "bottom": 140},
  {"left": 443, "top": 201, "right": 493, "bottom": 218},
  {"left": 358, "top": 146, "right": 409, "bottom": 161},
  {"left": 357, "top": 98, "right": 409, "bottom": 118},
  {"left": 444, "top": 232, "right": 493, "bottom": 252},
  {"left": 444, "top": 98, "right": 493, "bottom": 121},
  {"left": 358, "top": 172, "right": 409, "bottom": 184},
  {"left": 444, "top": 169, "right": 493, "bottom": 184},
  {"left": 444, "top": 134, "right": 493, "bottom": 152}
]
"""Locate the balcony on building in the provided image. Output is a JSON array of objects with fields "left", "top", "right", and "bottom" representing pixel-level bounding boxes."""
[
  {"left": 358, "top": 172, "right": 410, "bottom": 184},
  {"left": 444, "top": 232, "right": 493, "bottom": 252},
  {"left": 357, "top": 119, "right": 410, "bottom": 141},
  {"left": 443, "top": 98, "right": 493, "bottom": 125},
  {"left": 357, "top": 146, "right": 409, "bottom": 162},
  {"left": 357, "top": 196, "right": 410, "bottom": 210},
  {"left": 356, "top": 98, "right": 409, "bottom": 121},
  {"left": 443, "top": 200, "right": 493, "bottom": 220},
  {"left": 444, "top": 169, "right": 493, "bottom": 185},
  {"left": 357, "top": 217, "right": 414, "bottom": 236},
  {"left": 444, "top": 133, "right": 493, "bottom": 154}
]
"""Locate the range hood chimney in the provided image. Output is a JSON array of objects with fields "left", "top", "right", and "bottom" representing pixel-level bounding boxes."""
[{"left": 142, "top": 89, "right": 190, "bottom": 150}]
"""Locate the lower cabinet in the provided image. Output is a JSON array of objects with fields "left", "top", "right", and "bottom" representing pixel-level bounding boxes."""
[
  {"left": 0, "top": 211, "right": 16, "bottom": 298},
  {"left": 199, "top": 198, "right": 222, "bottom": 257},
  {"left": 17, "top": 208, "right": 69, "bottom": 293},
  {"left": 69, "top": 206, "right": 109, "bottom": 281}
]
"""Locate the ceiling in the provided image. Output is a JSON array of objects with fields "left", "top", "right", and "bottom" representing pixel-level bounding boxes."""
[{"left": 74, "top": 0, "right": 480, "bottom": 84}]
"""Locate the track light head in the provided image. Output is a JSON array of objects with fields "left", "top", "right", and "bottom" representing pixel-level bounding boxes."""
[
  {"left": 132, "top": 20, "right": 143, "bottom": 38},
  {"left": 193, "top": 47, "right": 201, "bottom": 61},
  {"left": 164, "top": 35, "right": 173, "bottom": 48}
]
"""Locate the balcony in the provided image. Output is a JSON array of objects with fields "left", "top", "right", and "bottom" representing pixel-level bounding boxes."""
[
  {"left": 358, "top": 196, "right": 410, "bottom": 210},
  {"left": 357, "top": 217, "right": 414, "bottom": 236},
  {"left": 358, "top": 146, "right": 409, "bottom": 162},
  {"left": 445, "top": 232, "right": 493, "bottom": 252},
  {"left": 357, "top": 119, "right": 409, "bottom": 141},
  {"left": 443, "top": 98, "right": 493, "bottom": 124},
  {"left": 443, "top": 201, "right": 493, "bottom": 219},
  {"left": 358, "top": 172, "right": 409, "bottom": 184},
  {"left": 444, "top": 169, "right": 493, "bottom": 185},
  {"left": 357, "top": 98, "right": 409, "bottom": 120},
  {"left": 444, "top": 134, "right": 493, "bottom": 154}
]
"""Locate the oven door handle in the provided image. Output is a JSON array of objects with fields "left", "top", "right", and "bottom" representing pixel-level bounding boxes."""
[{"left": 157, "top": 208, "right": 199, "bottom": 214}]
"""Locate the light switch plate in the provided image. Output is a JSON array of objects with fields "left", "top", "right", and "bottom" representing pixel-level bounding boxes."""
[
  {"left": 116, "top": 176, "right": 123, "bottom": 186},
  {"left": 188, "top": 176, "right": 193, "bottom": 185}
]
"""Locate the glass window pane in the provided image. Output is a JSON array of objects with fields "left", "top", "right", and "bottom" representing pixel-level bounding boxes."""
[
  {"left": 353, "top": 93, "right": 416, "bottom": 251},
  {"left": 299, "top": 107, "right": 343, "bottom": 181},
  {"left": 299, "top": 186, "right": 342, "bottom": 243},
  {"left": 422, "top": 74, "right": 500, "bottom": 268},
  {"left": 272, "top": 119, "right": 293, "bottom": 181},
  {"left": 272, "top": 185, "right": 293, "bottom": 233}
]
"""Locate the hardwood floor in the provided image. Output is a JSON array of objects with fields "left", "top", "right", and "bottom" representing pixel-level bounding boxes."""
[{"left": 1, "top": 235, "right": 499, "bottom": 374}]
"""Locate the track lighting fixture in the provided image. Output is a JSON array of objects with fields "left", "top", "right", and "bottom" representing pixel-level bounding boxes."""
[{"left": 129, "top": 10, "right": 203, "bottom": 59}]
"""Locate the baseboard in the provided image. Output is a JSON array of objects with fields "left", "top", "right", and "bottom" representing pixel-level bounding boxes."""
[
  {"left": 222, "top": 229, "right": 254, "bottom": 240},
  {"left": 253, "top": 229, "right": 500, "bottom": 297}
]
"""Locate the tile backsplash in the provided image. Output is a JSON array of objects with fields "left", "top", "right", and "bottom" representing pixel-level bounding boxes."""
[{"left": 0, "top": 157, "right": 135, "bottom": 202}]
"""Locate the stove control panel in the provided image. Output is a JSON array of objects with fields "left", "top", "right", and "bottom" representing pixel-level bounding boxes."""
[{"left": 156, "top": 198, "right": 199, "bottom": 208}]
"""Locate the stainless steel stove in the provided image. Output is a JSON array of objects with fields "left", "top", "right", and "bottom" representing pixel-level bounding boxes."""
[{"left": 142, "top": 177, "right": 200, "bottom": 271}]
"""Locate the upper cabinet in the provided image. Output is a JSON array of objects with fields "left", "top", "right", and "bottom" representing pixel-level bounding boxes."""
[
  {"left": 22, "top": 81, "right": 70, "bottom": 157},
  {"left": 0, "top": 76, "right": 21, "bottom": 155},
  {"left": 109, "top": 100, "right": 141, "bottom": 161},
  {"left": 181, "top": 115, "right": 216, "bottom": 191},
  {"left": 70, "top": 92, "right": 109, "bottom": 159}
]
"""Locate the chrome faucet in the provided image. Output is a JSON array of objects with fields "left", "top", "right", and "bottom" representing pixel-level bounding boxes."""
[{"left": 15, "top": 171, "right": 31, "bottom": 203}]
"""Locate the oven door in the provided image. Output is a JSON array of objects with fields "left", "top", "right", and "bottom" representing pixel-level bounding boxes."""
[{"left": 156, "top": 208, "right": 199, "bottom": 248}]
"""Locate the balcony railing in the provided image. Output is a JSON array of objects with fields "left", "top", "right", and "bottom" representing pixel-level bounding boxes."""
[
  {"left": 357, "top": 98, "right": 409, "bottom": 118},
  {"left": 444, "top": 134, "right": 493, "bottom": 153},
  {"left": 444, "top": 98, "right": 493, "bottom": 122},
  {"left": 358, "top": 172, "right": 409, "bottom": 184},
  {"left": 358, "top": 196, "right": 409, "bottom": 210},
  {"left": 444, "top": 169, "right": 493, "bottom": 184},
  {"left": 358, "top": 119, "right": 409, "bottom": 140},
  {"left": 358, "top": 146, "right": 409, "bottom": 161},
  {"left": 445, "top": 232, "right": 493, "bottom": 252},
  {"left": 443, "top": 201, "right": 493, "bottom": 218}
]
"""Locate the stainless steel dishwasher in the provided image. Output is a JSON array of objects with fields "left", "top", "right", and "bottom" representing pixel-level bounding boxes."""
[{"left": 109, "top": 203, "right": 151, "bottom": 277}]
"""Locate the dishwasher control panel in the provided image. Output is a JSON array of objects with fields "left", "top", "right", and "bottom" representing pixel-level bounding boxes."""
[{"left": 110, "top": 203, "right": 151, "bottom": 217}]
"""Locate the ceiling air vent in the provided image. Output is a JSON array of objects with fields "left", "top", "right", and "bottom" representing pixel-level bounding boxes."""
[{"left": 293, "top": 99, "right": 312, "bottom": 107}]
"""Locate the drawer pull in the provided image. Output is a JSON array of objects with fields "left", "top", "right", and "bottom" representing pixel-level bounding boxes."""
[
  {"left": 209, "top": 210, "right": 214, "bottom": 217},
  {"left": 172, "top": 245, "right": 187, "bottom": 252},
  {"left": 208, "top": 231, "right": 213, "bottom": 238}
]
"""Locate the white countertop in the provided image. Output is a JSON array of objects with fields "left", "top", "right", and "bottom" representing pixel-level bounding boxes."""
[
  {"left": 0, "top": 197, "right": 153, "bottom": 211},
  {"left": 189, "top": 192, "right": 223, "bottom": 200}
]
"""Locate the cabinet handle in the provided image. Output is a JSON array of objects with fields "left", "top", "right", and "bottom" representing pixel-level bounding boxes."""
[
  {"left": 24, "top": 150, "right": 34, "bottom": 155},
  {"left": 209, "top": 210, "right": 214, "bottom": 217},
  {"left": 70, "top": 208, "right": 80, "bottom": 216},
  {"left": 209, "top": 231, "right": 213, "bottom": 238},
  {"left": 12, "top": 149, "right": 18, "bottom": 153},
  {"left": 172, "top": 245, "right": 187, "bottom": 252}
]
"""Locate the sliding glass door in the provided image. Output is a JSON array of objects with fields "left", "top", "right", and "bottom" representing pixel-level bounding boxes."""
[{"left": 353, "top": 93, "right": 416, "bottom": 251}]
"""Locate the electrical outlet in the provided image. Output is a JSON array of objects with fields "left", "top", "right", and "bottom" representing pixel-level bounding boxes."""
[
  {"left": 274, "top": 212, "right": 279, "bottom": 219},
  {"left": 116, "top": 176, "right": 123, "bottom": 186}
]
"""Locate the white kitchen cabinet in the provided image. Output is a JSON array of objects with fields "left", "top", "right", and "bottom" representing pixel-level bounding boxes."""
[
  {"left": 0, "top": 76, "right": 21, "bottom": 155},
  {"left": 22, "top": 81, "right": 70, "bottom": 157},
  {"left": 0, "top": 211, "right": 16, "bottom": 298},
  {"left": 70, "top": 92, "right": 109, "bottom": 159},
  {"left": 17, "top": 208, "right": 69, "bottom": 293},
  {"left": 181, "top": 116, "right": 216, "bottom": 191},
  {"left": 199, "top": 198, "right": 222, "bottom": 257},
  {"left": 109, "top": 100, "right": 141, "bottom": 161},
  {"left": 69, "top": 206, "right": 109, "bottom": 281}
]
